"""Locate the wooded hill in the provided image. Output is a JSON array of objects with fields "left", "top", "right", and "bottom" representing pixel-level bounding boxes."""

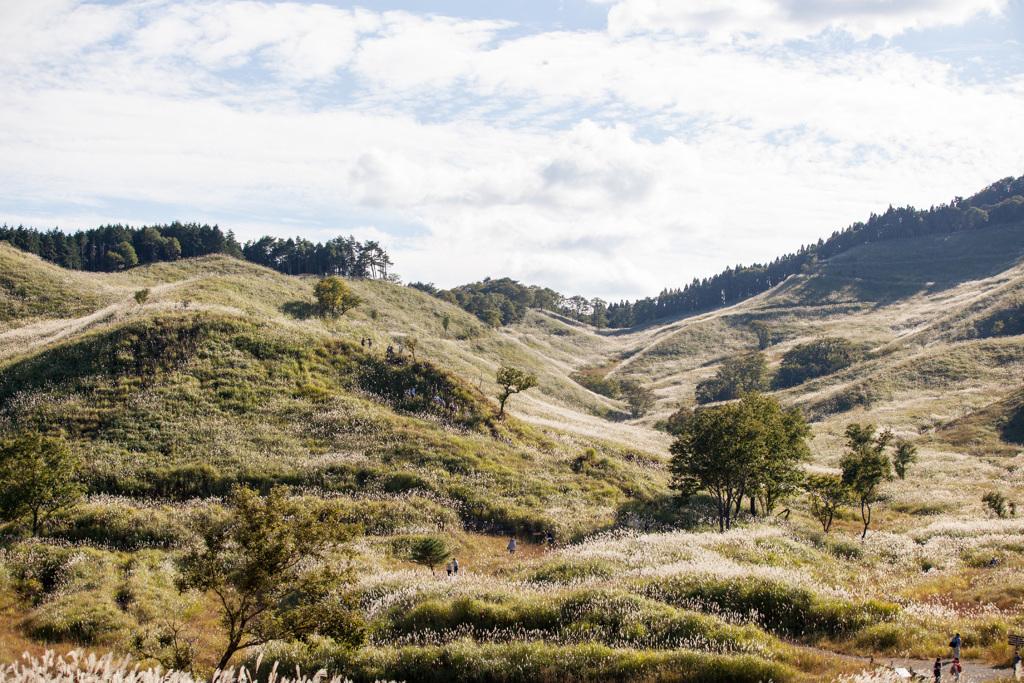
[{"left": 423, "top": 175, "right": 1024, "bottom": 329}]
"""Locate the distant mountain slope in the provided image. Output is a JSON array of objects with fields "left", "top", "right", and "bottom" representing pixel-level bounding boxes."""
[{"left": 936, "top": 386, "right": 1024, "bottom": 456}]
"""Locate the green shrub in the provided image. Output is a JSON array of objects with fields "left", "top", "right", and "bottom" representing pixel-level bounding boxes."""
[
  {"left": 695, "top": 354, "right": 768, "bottom": 404},
  {"left": 49, "top": 504, "right": 185, "bottom": 550},
  {"left": 348, "top": 641, "right": 798, "bottom": 683},
  {"left": 635, "top": 576, "right": 897, "bottom": 639},
  {"left": 854, "top": 622, "right": 903, "bottom": 652},
  {"left": 772, "top": 338, "right": 860, "bottom": 389},
  {"left": 527, "top": 559, "right": 614, "bottom": 585},
  {"left": 570, "top": 372, "right": 621, "bottom": 399},
  {"left": 29, "top": 590, "right": 130, "bottom": 644},
  {"left": 7, "top": 544, "right": 130, "bottom": 645}
]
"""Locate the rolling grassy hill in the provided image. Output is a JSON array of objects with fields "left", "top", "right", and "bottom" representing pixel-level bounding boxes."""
[{"left": 2, "top": 223, "right": 1024, "bottom": 681}]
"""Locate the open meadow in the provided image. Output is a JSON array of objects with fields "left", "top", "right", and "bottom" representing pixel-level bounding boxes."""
[{"left": 1, "top": 222, "right": 1024, "bottom": 682}]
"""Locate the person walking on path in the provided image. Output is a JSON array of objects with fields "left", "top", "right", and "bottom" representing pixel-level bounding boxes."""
[
  {"left": 933, "top": 657, "right": 942, "bottom": 681},
  {"left": 1013, "top": 648, "right": 1021, "bottom": 680},
  {"left": 949, "top": 658, "right": 962, "bottom": 682},
  {"left": 507, "top": 537, "right": 516, "bottom": 554},
  {"left": 452, "top": 557, "right": 459, "bottom": 575},
  {"left": 446, "top": 561, "right": 452, "bottom": 577},
  {"left": 950, "top": 632, "right": 961, "bottom": 660}
]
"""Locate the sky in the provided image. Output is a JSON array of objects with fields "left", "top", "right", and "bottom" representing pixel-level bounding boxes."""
[{"left": 1, "top": 0, "right": 1022, "bottom": 301}]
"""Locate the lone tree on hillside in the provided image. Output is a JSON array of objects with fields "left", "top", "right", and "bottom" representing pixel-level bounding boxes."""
[
  {"left": 314, "top": 276, "right": 362, "bottom": 317},
  {"left": 406, "top": 336, "right": 419, "bottom": 361},
  {"left": 176, "top": 486, "right": 365, "bottom": 672},
  {"left": 0, "top": 434, "right": 84, "bottom": 536},
  {"left": 495, "top": 365, "right": 538, "bottom": 417},
  {"left": 840, "top": 423, "right": 894, "bottom": 539},
  {"left": 134, "top": 288, "right": 150, "bottom": 307},
  {"left": 619, "top": 379, "right": 654, "bottom": 418},
  {"left": 409, "top": 536, "right": 450, "bottom": 575},
  {"left": 803, "top": 473, "right": 853, "bottom": 535},
  {"left": 892, "top": 439, "right": 919, "bottom": 480},
  {"left": 748, "top": 320, "right": 772, "bottom": 350},
  {"left": 669, "top": 392, "right": 811, "bottom": 532}
]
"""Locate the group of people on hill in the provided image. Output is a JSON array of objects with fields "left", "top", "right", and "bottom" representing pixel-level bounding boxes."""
[
  {"left": 930, "top": 633, "right": 964, "bottom": 681},
  {"left": 445, "top": 557, "right": 459, "bottom": 577},
  {"left": 881, "top": 631, "right": 1022, "bottom": 681}
]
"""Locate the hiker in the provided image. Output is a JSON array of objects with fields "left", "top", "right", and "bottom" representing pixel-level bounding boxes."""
[
  {"left": 507, "top": 537, "right": 516, "bottom": 554},
  {"left": 933, "top": 657, "right": 942, "bottom": 681},
  {"left": 546, "top": 531, "right": 554, "bottom": 546},
  {"left": 1013, "top": 649, "right": 1021, "bottom": 680},
  {"left": 361, "top": 338, "right": 366, "bottom": 347},
  {"left": 446, "top": 561, "right": 453, "bottom": 577},
  {"left": 950, "top": 632, "right": 961, "bottom": 659},
  {"left": 949, "top": 658, "right": 961, "bottom": 682},
  {"left": 452, "top": 557, "right": 459, "bottom": 575}
]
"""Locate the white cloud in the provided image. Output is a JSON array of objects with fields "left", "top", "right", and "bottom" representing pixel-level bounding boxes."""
[
  {"left": 600, "top": 0, "right": 1008, "bottom": 42},
  {"left": 352, "top": 12, "right": 510, "bottom": 92},
  {"left": 0, "top": 0, "right": 1021, "bottom": 300}
]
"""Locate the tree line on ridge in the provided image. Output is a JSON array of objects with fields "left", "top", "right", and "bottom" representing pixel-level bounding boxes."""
[{"left": 0, "top": 221, "right": 393, "bottom": 279}]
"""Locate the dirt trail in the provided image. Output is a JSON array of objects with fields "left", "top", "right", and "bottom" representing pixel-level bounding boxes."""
[
  {"left": 0, "top": 282, "right": 184, "bottom": 362},
  {"left": 813, "top": 647, "right": 1018, "bottom": 682},
  {"left": 0, "top": 302, "right": 124, "bottom": 361}
]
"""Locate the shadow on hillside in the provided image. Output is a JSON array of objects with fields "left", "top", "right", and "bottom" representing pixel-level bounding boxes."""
[
  {"left": 615, "top": 492, "right": 720, "bottom": 532},
  {"left": 999, "top": 403, "right": 1024, "bottom": 446},
  {"left": 281, "top": 300, "right": 317, "bottom": 319}
]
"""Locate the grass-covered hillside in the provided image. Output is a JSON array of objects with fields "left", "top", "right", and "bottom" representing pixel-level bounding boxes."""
[{"left": 2, "top": 224, "right": 1024, "bottom": 682}]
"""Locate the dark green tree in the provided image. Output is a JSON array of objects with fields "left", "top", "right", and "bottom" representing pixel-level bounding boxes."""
[
  {"left": 106, "top": 240, "right": 139, "bottom": 271},
  {"left": 670, "top": 393, "right": 811, "bottom": 532},
  {"left": 176, "top": 486, "right": 365, "bottom": 672},
  {"left": 409, "top": 536, "right": 449, "bottom": 575},
  {"left": 749, "top": 398, "right": 812, "bottom": 516},
  {"left": 495, "top": 365, "right": 538, "bottom": 417},
  {"left": 803, "top": 473, "right": 853, "bottom": 535},
  {"left": 840, "top": 423, "right": 894, "bottom": 539},
  {"left": 441, "top": 313, "right": 450, "bottom": 338},
  {"left": 695, "top": 353, "right": 769, "bottom": 404},
  {"left": 773, "top": 338, "right": 859, "bottom": 389},
  {"left": 619, "top": 379, "right": 654, "bottom": 418},
  {"left": 134, "top": 288, "right": 150, "bottom": 307},
  {"left": 662, "top": 405, "right": 695, "bottom": 436},
  {"left": 892, "top": 439, "right": 918, "bottom": 479},
  {"left": 0, "top": 434, "right": 84, "bottom": 536},
  {"left": 982, "top": 491, "right": 1010, "bottom": 518},
  {"left": 748, "top": 320, "right": 772, "bottom": 350}
]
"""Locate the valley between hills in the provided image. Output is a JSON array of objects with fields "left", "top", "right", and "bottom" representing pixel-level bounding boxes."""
[{"left": 1, "top": 212, "right": 1024, "bottom": 681}]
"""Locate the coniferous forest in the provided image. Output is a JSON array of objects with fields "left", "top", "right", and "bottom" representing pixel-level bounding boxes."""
[
  {"left": 0, "top": 222, "right": 393, "bottom": 280},
  {"left": 412, "top": 176, "right": 1024, "bottom": 329}
]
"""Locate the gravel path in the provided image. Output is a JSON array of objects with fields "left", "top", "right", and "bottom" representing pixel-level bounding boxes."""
[{"left": 837, "top": 651, "right": 1018, "bottom": 682}]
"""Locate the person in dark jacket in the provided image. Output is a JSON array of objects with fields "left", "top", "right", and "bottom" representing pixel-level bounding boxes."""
[{"left": 949, "top": 632, "right": 961, "bottom": 659}]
